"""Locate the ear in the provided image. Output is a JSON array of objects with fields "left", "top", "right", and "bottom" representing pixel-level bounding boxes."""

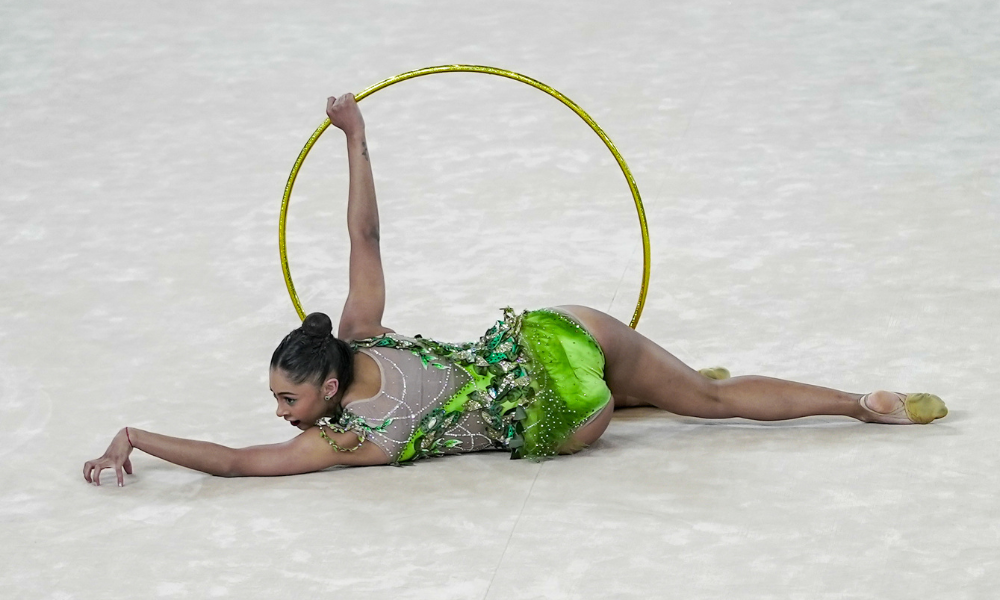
[{"left": 322, "top": 377, "right": 340, "bottom": 400}]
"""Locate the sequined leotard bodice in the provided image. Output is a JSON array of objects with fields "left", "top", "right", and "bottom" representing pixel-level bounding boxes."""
[{"left": 345, "top": 345, "right": 496, "bottom": 460}]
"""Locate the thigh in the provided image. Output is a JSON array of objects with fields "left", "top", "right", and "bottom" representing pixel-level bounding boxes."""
[{"left": 554, "top": 305, "right": 723, "bottom": 417}]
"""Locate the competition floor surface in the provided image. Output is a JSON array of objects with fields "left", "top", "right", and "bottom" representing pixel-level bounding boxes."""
[{"left": 1, "top": 2, "right": 997, "bottom": 598}]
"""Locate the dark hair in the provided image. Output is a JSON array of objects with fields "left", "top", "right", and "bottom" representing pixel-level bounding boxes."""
[{"left": 270, "top": 312, "right": 355, "bottom": 392}]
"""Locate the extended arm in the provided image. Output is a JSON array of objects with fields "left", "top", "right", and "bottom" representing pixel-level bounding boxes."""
[
  {"left": 326, "top": 94, "right": 393, "bottom": 341},
  {"left": 83, "top": 426, "right": 388, "bottom": 485}
]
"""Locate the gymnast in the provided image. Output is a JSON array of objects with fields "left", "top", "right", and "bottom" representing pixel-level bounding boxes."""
[{"left": 83, "top": 94, "right": 948, "bottom": 487}]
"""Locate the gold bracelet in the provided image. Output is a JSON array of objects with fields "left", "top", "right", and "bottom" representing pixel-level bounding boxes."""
[{"left": 318, "top": 425, "right": 365, "bottom": 453}]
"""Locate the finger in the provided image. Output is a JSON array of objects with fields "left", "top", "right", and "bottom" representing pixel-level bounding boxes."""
[
  {"left": 83, "top": 461, "right": 92, "bottom": 482},
  {"left": 85, "top": 462, "right": 99, "bottom": 484},
  {"left": 93, "top": 464, "right": 104, "bottom": 486},
  {"left": 115, "top": 465, "right": 124, "bottom": 488},
  {"left": 124, "top": 457, "right": 133, "bottom": 475}
]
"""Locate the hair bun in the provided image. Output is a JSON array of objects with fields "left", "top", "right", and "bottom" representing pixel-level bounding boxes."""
[{"left": 300, "top": 312, "right": 333, "bottom": 339}]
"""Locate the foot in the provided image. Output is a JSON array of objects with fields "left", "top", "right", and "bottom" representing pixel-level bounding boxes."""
[
  {"left": 698, "top": 366, "right": 731, "bottom": 380},
  {"left": 859, "top": 390, "right": 948, "bottom": 424}
]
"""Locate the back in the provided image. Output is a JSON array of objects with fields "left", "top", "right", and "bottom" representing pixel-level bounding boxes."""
[{"left": 340, "top": 345, "right": 496, "bottom": 462}]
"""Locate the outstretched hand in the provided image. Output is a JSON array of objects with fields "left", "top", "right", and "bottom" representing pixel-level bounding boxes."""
[
  {"left": 326, "top": 94, "right": 365, "bottom": 137},
  {"left": 83, "top": 428, "right": 134, "bottom": 487}
]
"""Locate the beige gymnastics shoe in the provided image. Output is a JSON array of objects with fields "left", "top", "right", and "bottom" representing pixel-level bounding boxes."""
[
  {"left": 698, "top": 367, "right": 731, "bottom": 380},
  {"left": 859, "top": 391, "right": 948, "bottom": 424}
]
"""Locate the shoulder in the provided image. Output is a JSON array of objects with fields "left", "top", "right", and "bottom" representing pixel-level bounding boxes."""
[
  {"left": 230, "top": 427, "right": 389, "bottom": 476},
  {"left": 305, "top": 425, "right": 390, "bottom": 467}
]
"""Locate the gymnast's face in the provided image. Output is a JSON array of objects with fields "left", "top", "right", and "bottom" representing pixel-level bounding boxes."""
[{"left": 269, "top": 368, "right": 339, "bottom": 431}]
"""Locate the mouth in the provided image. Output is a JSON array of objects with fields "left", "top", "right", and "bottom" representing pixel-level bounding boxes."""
[{"left": 289, "top": 420, "right": 301, "bottom": 427}]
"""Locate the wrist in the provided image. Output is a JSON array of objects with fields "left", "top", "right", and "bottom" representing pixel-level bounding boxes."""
[
  {"left": 346, "top": 129, "right": 366, "bottom": 144},
  {"left": 123, "top": 427, "right": 142, "bottom": 450}
]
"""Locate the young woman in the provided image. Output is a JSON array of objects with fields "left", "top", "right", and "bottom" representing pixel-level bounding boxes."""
[{"left": 83, "top": 94, "right": 948, "bottom": 487}]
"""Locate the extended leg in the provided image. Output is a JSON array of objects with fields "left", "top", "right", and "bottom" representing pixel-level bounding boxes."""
[{"left": 557, "top": 305, "right": 875, "bottom": 422}]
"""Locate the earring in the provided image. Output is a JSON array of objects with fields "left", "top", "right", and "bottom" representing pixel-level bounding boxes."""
[{"left": 324, "top": 395, "right": 332, "bottom": 402}]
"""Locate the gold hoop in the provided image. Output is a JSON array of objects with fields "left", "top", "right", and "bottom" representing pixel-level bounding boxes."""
[{"left": 279, "top": 64, "right": 651, "bottom": 328}]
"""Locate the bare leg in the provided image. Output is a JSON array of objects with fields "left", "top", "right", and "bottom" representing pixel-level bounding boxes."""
[{"left": 556, "top": 305, "right": 873, "bottom": 422}]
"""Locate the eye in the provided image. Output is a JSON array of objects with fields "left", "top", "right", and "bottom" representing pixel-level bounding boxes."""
[{"left": 285, "top": 398, "right": 296, "bottom": 406}]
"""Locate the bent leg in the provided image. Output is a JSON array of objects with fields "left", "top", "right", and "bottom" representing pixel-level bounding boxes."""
[{"left": 555, "top": 305, "right": 868, "bottom": 421}]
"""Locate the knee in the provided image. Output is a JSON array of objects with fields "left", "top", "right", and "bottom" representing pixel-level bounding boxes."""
[
  {"left": 705, "top": 379, "right": 723, "bottom": 404},
  {"left": 696, "top": 379, "right": 734, "bottom": 418}
]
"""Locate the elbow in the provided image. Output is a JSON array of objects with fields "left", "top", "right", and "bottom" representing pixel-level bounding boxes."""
[
  {"left": 219, "top": 450, "right": 244, "bottom": 478},
  {"left": 350, "top": 225, "right": 380, "bottom": 243}
]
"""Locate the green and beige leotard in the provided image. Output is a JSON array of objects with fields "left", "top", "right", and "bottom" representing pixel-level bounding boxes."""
[{"left": 316, "top": 307, "right": 612, "bottom": 464}]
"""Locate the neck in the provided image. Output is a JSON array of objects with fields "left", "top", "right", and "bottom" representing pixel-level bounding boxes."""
[{"left": 323, "top": 393, "right": 343, "bottom": 419}]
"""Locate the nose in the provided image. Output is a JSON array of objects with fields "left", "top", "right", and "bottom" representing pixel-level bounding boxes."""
[{"left": 276, "top": 404, "right": 289, "bottom": 418}]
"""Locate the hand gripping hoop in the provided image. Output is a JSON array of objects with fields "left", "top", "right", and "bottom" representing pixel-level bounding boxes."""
[{"left": 279, "top": 64, "right": 650, "bottom": 328}]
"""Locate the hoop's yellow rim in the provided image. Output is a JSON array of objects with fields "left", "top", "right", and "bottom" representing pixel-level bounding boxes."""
[{"left": 279, "top": 64, "right": 650, "bottom": 328}]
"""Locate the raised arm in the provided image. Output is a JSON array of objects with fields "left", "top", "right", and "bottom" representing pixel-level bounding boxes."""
[
  {"left": 83, "top": 426, "right": 388, "bottom": 485},
  {"left": 326, "top": 94, "right": 394, "bottom": 341}
]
